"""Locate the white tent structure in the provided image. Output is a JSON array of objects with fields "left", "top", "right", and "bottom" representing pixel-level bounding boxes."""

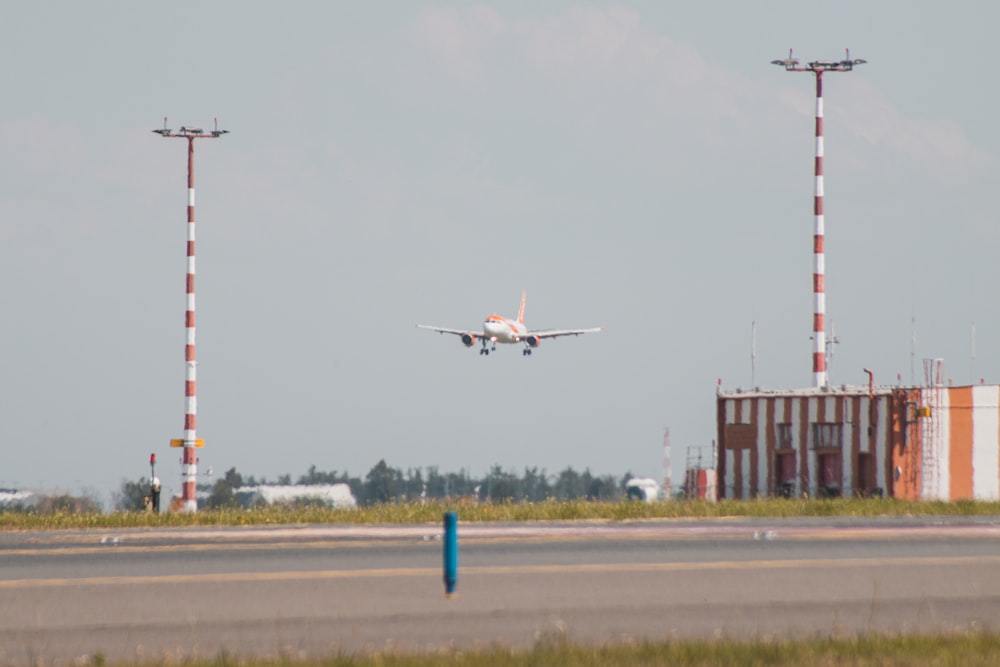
[
  {"left": 625, "top": 478, "right": 661, "bottom": 502},
  {"left": 234, "top": 484, "right": 357, "bottom": 509}
]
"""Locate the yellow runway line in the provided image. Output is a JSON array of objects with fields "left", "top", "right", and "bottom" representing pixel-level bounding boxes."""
[{"left": 2, "top": 554, "right": 999, "bottom": 589}]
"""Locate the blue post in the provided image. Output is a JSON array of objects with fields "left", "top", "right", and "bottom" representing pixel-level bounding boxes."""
[{"left": 443, "top": 511, "right": 458, "bottom": 597}]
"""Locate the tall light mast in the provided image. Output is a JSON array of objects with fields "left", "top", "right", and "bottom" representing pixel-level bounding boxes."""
[
  {"left": 153, "top": 118, "right": 228, "bottom": 512},
  {"left": 771, "top": 50, "right": 865, "bottom": 389}
]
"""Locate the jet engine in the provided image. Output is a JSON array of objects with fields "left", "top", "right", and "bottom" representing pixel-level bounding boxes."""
[
  {"left": 524, "top": 335, "right": 541, "bottom": 348},
  {"left": 461, "top": 333, "right": 477, "bottom": 348}
]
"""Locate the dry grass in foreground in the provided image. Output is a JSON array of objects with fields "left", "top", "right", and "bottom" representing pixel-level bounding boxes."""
[{"left": 84, "top": 632, "right": 1000, "bottom": 667}]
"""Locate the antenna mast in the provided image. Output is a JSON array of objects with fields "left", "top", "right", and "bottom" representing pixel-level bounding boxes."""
[
  {"left": 971, "top": 322, "right": 976, "bottom": 385},
  {"left": 153, "top": 118, "right": 229, "bottom": 512},
  {"left": 771, "top": 49, "right": 866, "bottom": 389},
  {"left": 662, "top": 427, "right": 672, "bottom": 500}
]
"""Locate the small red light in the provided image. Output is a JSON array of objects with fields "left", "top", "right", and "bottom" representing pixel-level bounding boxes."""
[{"left": 150, "top": 453, "right": 157, "bottom": 464}]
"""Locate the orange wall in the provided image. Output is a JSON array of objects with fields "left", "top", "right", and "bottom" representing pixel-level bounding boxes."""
[
  {"left": 949, "top": 387, "right": 974, "bottom": 500},
  {"left": 890, "top": 389, "right": 921, "bottom": 501}
]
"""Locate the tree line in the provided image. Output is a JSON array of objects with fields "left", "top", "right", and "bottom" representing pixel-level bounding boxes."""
[{"left": 117, "top": 460, "right": 639, "bottom": 510}]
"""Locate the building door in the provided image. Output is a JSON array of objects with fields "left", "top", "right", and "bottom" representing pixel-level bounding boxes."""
[
  {"left": 776, "top": 452, "right": 796, "bottom": 497},
  {"left": 857, "top": 452, "right": 875, "bottom": 497},
  {"left": 819, "top": 453, "right": 842, "bottom": 497}
]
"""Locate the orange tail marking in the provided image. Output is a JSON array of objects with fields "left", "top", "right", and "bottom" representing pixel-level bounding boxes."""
[{"left": 517, "top": 291, "right": 526, "bottom": 324}]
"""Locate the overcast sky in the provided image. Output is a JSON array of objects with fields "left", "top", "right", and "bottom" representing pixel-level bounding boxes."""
[{"left": 1, "top": 1, "right": 995, "bottom": 504}]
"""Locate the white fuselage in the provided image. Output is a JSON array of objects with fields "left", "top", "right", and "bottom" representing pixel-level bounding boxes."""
[{"left": 483, "top": 315, "right": 526, "bottom": 344}]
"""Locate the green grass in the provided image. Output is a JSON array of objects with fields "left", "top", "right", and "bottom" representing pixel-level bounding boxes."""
[
  {"left": 3, "top": 497, "right": 1000, "bottom": 531},
  {"left": 84, "top": 632, "right": 1000, "bottom": 666}
]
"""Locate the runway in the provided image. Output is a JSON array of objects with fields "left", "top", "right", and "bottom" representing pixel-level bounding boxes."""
[{"left": 2, "top": 516, "right": 1000, "bottom": 663}]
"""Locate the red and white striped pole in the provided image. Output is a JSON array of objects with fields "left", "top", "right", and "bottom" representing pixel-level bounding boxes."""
[
  {"left": 182, "top": 134, "right": 199, "bottom": 512},
  {"left": 812, "top": 71, "right": 827, "bottom": 389},
  {"left": 771, "top": 51, "right": 865, "bottom": 389},
  {"left": 154, "top": 119, "right": 228, "bottom": 512}
]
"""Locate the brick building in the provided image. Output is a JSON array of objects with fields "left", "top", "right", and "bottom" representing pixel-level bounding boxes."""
[{"left": 716, "top": 381, "right": 1000, "bottom": 501}]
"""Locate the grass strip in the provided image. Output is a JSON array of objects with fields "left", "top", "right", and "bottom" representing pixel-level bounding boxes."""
[
  {"left": 3, "top": 498, "right": 1000, "bottom": 531},
  {"left": 85, "top": 632, "right": 1000, "bottom": 667}
]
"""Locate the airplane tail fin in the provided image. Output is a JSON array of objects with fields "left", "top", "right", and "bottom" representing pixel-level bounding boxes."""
[{"left": 517, "top": 291, "right": 526, "bottom": 325}]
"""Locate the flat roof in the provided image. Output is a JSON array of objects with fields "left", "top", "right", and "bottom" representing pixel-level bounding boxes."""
[
  {"left": 718, "top": 384, "right": 1000, "bottom": 399},
  {"left": 718, "top": 385, "right": 901, "bottom": 398}
]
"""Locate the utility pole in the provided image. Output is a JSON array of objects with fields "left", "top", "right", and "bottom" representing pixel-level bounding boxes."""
[
  {"left": 153, "top": 118, "right": 228, "bottom": 512},
  {"left": 772, "top": 50, "right": 866, "bottom": 389},
  {"left": 662, "top": 427, "right": 672, "bottom": 501},
  {"left": 149, "top": 453, "right": 161, "bottom": 514}
]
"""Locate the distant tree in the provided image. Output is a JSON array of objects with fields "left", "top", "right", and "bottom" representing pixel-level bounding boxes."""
[
  {"left": 223, "top": 467, "right": 244, "bottom": 489},
  {"left": 297, "top": 465, "right": 349, "bottom": 486},
  {"left": 425, "top": 466, "right": 446, "bottom": 498},
  {"left": 402, "top": 468, "right": 425, "bottom": 502},
  {"left": 204, "top": 463, "right": 633, "bottom": 506},
  {"left": 344, "top": 475, "right": 364, "bottom": 504},
  {"left": 394, "top": 467, "right": 406, "bottom": 501},
  {"left": 554, "top": 467, "right": 585, "bottom": 500},
  {"left": 365, "top": 459, "right": 399, "bottom": 505},
  {"left": 298, "top": 465, "right": 319, "bottom": 485},
  {"left": 586, "top": 474, "right": 618, "bottom": 501},
  {"left": 205, "top": 480, "right": 237, "bottom": 509},
  {"left": 484, "top": 465, "right": 518, "bottom": 502},
  {"left": 114, "top": 477, "right": 150, "bottom": 511},
  {"left": 521, "top": 467, "right": 551, "bottom": 502},
  {"left": 446, "top": 469, "right": 477, "bottom": 499},
  {"left": 203, "top": 466, "right": 244, "bottom": 509}
]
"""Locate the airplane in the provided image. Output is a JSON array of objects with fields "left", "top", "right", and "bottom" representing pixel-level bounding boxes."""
[{"left": 417, "top": 291, "right": 602, "bottom": 356}]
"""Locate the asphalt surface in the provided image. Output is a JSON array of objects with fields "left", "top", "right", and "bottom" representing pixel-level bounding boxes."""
[{"left": 2, "top": 516, "right": 1000, "bottom": 663}]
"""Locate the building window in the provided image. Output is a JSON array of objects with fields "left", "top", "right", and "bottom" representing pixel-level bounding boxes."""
[
  {"left": 811, "top": 422, "right": 843, "bottom": 450},
  {"left": 777, "top": 423, "right": 794, "bottom": 450},
  {"left": 724, "top": 423, "right": 756, "bottom": 449}
]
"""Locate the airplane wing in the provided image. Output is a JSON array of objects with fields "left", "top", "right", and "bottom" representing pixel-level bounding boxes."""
[
  {"left": 527, "top": 327, "right": 603, "bottom": 339},
  {"left": 416, "top": 324, "right": 474, "bottom": 336}
]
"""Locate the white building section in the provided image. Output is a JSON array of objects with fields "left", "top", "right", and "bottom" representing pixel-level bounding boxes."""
[
  {"left": 625, "top": 478, "right": 660, "bottom": 502},
  {"left": 235, "top": 484, "right": 357, "bottom": 509},
  {"left": 972, "top": 386, "right": 1000, "bottom": 499}
]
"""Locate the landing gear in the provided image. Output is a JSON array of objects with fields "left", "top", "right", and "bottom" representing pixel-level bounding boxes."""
[
  {"left": 480, "top": 340, "right": 491, "bottom": 356},
  {"left": 522, "top": 348, "right": 532, "bottom": 357}
]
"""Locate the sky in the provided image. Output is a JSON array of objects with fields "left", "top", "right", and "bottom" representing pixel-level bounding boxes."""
[{"left": 1, "top": 1, "right": 996, "bottom": 505}]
